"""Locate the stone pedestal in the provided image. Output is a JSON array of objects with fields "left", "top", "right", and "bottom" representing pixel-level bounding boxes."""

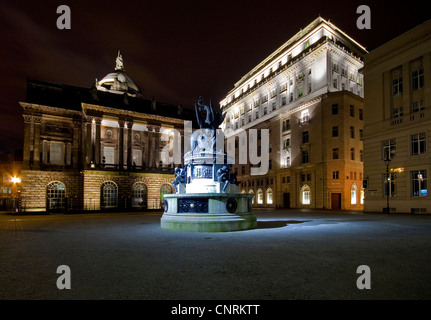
[{"left": 161, "top": 193, "right": 256, "bottom": 232}]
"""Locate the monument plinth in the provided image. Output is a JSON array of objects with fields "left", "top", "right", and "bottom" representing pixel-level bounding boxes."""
[{"left": 161, "top": 97, "right": 256, "bottom": 232}]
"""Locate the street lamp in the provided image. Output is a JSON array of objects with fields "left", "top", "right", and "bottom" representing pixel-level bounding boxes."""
[{"left": 384, "top": 156, "right": 391, "bottom": 214}]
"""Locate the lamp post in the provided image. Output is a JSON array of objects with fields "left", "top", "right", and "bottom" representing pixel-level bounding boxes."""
[{"left": 384, "top": 156, "right": 391, "bottom": 214}]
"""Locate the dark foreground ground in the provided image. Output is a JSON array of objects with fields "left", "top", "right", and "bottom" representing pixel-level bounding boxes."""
[{"left": 1, "top": 209, "right": 430, "bottom": 301}]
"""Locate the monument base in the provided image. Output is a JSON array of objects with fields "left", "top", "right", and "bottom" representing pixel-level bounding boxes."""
[{"left": 161, "top": 193, "right": 256, "bottom": 232}]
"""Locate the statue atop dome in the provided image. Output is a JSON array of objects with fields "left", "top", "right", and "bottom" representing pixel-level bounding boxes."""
[{"left": 115, "top": 50, "right": 124, "bottom": 71}]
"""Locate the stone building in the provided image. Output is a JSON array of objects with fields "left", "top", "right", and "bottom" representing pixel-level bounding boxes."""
[
  {"left": 19, "top": 53, "right": 195, "bottom": 212},
  {"left": 362, "top": 20, "right": 431, "bottom": 213},
  {"left": 220, "top": 17, "right": 367, "bottom": 210}
]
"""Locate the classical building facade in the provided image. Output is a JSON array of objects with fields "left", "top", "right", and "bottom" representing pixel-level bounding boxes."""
[
  {"left": 220, "top": 17, "right": 367, "bottom": 210},
  {"left": 362, "top": 20, "right": 431, "bottom": 213},
  {"left": 19, "top": 53, "right": 194, "bottom": 212}
]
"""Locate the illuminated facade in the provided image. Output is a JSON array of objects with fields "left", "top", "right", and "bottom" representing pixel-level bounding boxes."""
[
  {"left": 220, "top": 17, "right": 367, "bottom": 210},
  {"left": 19, "top": 53, "right": 194, "bottom": 212},
  {"left": 362, "top": 20, "right": 431, "bottom": 213}
]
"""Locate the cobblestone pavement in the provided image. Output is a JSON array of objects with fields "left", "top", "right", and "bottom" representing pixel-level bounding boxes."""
[{"left": 1, "top": 209, "right": 431, "bottom": 300}]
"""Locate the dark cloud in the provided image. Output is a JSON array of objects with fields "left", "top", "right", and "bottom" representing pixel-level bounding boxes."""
[{"left": 0, "top": 0, "right": 429, "bottom": 152}]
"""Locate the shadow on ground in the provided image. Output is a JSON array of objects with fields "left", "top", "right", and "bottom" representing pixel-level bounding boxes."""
[{"left": 256, "top": 220, "right": 310, "bottom": 229}]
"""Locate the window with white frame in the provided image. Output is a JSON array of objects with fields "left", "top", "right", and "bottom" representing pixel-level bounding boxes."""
[
  {"left": 411, "top": 132, "right": 426, "bottom": 155},
  {"left": 301, "top": 185, "right": 311, "bottom": 205},
  {"left": 412, "top": 170, "right": 427, "bottom": 197}
]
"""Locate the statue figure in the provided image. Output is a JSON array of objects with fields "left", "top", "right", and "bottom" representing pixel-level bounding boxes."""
[
  {"left": 115, "top": 50, "right": 124, "bottom": 71},
  {"left": 195, "top": 96, "right": 226, "bottom": 130},
  {"left": 217, "top": 165, "right": 231, "bottom": 192},
  {"left": 171, "top": 167, "right": 186, "bottom": 193}
]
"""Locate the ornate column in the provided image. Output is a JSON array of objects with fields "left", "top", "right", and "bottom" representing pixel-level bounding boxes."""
[
  {"left": 73, "top": 119, "right": 82, "bottom": 169},
  {"left": 94, "top": 117, "right": 102, "bottom": 166},
  {"left": 32, "top": 115, "right": 42, "bottom": 170},
  {"left": 118, "top": 119, "right": 125, "bottom": 169},
  {"left": 22, "top": 114, "right": 33, "bottom": 170},
  {"left": 154, "top": 126, "right": 161, "bottom": 167},
  {"left": 126, "top": 120, "right": 134, "bottom": 169},
  {"left": 85, "top": 117, "right": 93, "bottom": 166}
]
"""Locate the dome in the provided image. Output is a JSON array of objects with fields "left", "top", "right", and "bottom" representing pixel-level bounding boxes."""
[{"left": 96, "top": 51, "right": 141, "bottom": 97}]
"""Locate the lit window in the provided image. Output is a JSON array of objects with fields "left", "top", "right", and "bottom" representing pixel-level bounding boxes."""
[
  {"left": 257, "top": 189, "right": 263, "bottom": 204},
  {"left": 101, "top": 181, "right": 118, "bottom": 208},
  {"left": 300, "top": 109, "right": 309, "bottom": 123},
  {"left": 301, "top": 185, "right": 311, "bottom": 205},
  {"left": 47, "top": 181, "right": 66, "bottom": 210},
  {"left": 351, "top": 184, "right": 357, "bottom": 205},
  {"left": 266, "top": 189, "right": 273, "bottom": 204},
  {"left": 132, "top": 182, "right": 147, "bottom": 208},
  {"left": 412, "top": 170, "right": 427, "bottom": 197}
]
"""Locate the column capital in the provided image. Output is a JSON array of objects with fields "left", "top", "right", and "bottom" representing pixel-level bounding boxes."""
[
  {"left": 118, "top": 119, "right": 125, "bottom": 128},
  {"left": 33, "top": 115, "right": 42, "bottom": 124}
]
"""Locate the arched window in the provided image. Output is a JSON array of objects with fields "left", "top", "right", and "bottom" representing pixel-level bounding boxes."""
[
  {"left": 132, "top": 182, "right": 147, "bottom": 208},
  {"left": 351, "top": 183, "right": 357, "bottom": 205},
  {"left": 360, "top": 187, "right": 365, "bottom": 205},
  {"left": 160, "top": 183, "right": 174, "bottom": 206},
  {"left": 101, "top": 181, "right": 118, "bottom": 208},
  {"left": 266, "top": 188, "right": 273, "bottom": 204},
  {"left": 301, "top": 184, "right": 311, "bottom": 205},
  {"left": 47, "top": 181, "right": 66, "bottom": 210},
  {"left": 257, "top": 188, "right": 263, "bottom": 204},
  {"left": 248, "top": 189, "right": 255, "bottom": 204}
]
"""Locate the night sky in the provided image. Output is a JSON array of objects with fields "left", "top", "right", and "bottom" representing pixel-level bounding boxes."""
[{"left": 0, "top": 0, "right": 429, "bottom": 154}]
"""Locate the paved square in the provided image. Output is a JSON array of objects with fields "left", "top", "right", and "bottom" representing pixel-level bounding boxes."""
[{"left": 1, "top": 209, "right": 430, "bottom": 300}]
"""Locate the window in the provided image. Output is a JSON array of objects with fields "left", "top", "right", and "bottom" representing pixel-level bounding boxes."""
[
  {"left": 350, "top": 105, "right": 355, "bottom": 117},
  {"left": 332, "top": 104, "right": 338, "bottom": 115},
  {"left": 412, "top": 67, "right": 424, "bottom": 91},
  {"left": 300, "top": 109, "right": 309, "bottom": 123},
  {"left": 392, "top": 106, "right": 404, "bottom": 118},
  {"left": 351, "top": 184, "right": 357, "bottom": 205},
  {"left": 281, "top": 96, "right": 287, "bottom": 106},
  {"left": 382, "top": 139, "right": 396, "bottom": 159},
  {"left": 132, "top": 149, "right": 142, "bottom": 167},
  {"left": 383, "top": 173, "right": 397, "bottom": 197},
  {"left": 333, "top": 78, "right": 338, "bottom": 88},
  {"left": 412, "top": 100, "right": 425, "bottom": 113},
  {"left": 332, "top": 126, "right": 338, "bottom": 137},
  {"left": 257, "top": 189, "right": 263, "bottom": 204},
  {"left": 301, "top": 185, "right": 311, "bottom": 205},
  {"left": 392, "top": 76, "right": 403, "bottom": 96},
  {"left": 359, "top": 109, "right": 363, "bottom": 120},
  {"left": 50, "top": 142, "right": 64, "bottom": 165},
  {"left": 101, "top": 181, "right": 118, "bottom": 208},
  {"left": 298, "top": 87, "right": 303, "bottom": 98},
  {"left": 283, "top": 137, "right": 291, "bottom": 149},
  {"left": 360, "top": 150, "right": 363, "bottom": 162},
  {"left": 359, "top": 129, "right": 363, "bottom": 141},
  {"left": 47, "top": 181, "right": 66, "bottom": 210},
  {"left": 411, "top": 132, "right": 426, "bottom": 155},
  {"left": 266, "top": 188, "right": 273, "bottom": 204},
  {"left": 332, "top": 171, "right": 339, "bottom": 179},
  {"left": 249, "top": 190, "right": 255, "bottom": 204},
  {"left": 350, "top": 148, "right": 355, "bottom": 160},
  {"left": 132, "top": 182, "right": 147, "bottom": 208},
  {"left": 302, "top": 131, "right": 309, "bottom": 143},
  {"left": 282, "top": 119, "right": 290, "bottom": 131},
  {"left": 160, "top": 183, "right": 174, "bottom": 207},
  {"left": 332, "top": 148, "right": 339, "bottom": 160},
  {"left": 302, "top": 151, "right": 309, "bottom": 164},
  {"left": 272, "top": 101, "right": 276, "bottom": 111},
  {"left": 411, "top": 170, "right": 427, "bottom": 197},
  {"left": 241, "top": 166, "right": 245, "bottom": 174},
  {"left": 350, "top": 126, "right": 355, "bottom": 139}
]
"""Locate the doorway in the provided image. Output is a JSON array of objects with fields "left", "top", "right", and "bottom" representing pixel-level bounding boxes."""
[
  {"left": 331, "top": 193, "right": 341, "bottom": 210},
  {"left": 283, "top": 193, "right": 290, "bottom": 209}
]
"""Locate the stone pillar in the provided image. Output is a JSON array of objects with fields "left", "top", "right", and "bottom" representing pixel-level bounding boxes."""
[
  {"left": 73, "top": 119, "right": 82, "bottom": 169},
  {"left": 118, "top": 120, "right": 125, "bottom": 170},
  {"left": 33, "top": 115, "right": 42, "bottom": 170},
  {"left": 22, "top": 114, "right": 33, "bottom": 170},
  {"left": 94, "top": 118, "right": 102, "bottom": 166},
  {"left": 85, "top": 117, "right": 93, "bottom": 166},
  {"left": 154, "top": 126, "right": 161, "bottom": 167},
  {"left": 126, "top": 120, "right": 134, "bottom": 169}
]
